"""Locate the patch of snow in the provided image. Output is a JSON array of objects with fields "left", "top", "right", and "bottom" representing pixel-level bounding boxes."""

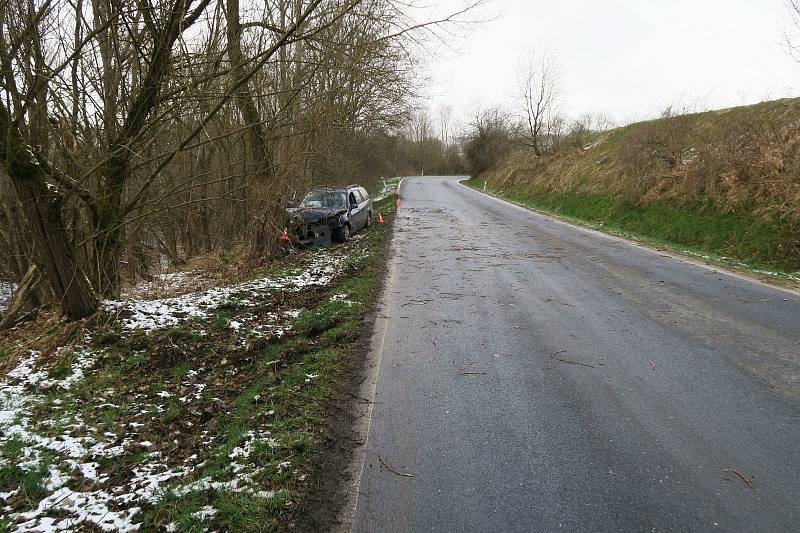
[
  {"left": 330, "top": 293, "right": 357, "bottom": 307},
  {"left": 0, "top": 233, "right": 371, "bottom": 529},
  {"left": 16, "top": 486, "right": 142, "bottom": 532},
  {"left": 373, "top": 178, "right": 399, "bottom": 202},
  {"left": 245, "top": 309, "right": 302, "bottom": 343},
  {"left": 106, "top": 251, "right": 346, "bottom": 332},
  {"left": 0, "top": 348, "right": 284, "bottom": 531},
  {"left": 125, "top": 270, "right": 207, "bottom": 299},
  {"left": 192, "top": 505, "right": 217, "bottom": 521}
]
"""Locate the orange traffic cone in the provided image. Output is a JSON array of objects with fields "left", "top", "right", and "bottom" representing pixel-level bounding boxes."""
[
  {"left": 279, "top": 227, "right": 290, "bottom": 242},
  {"left": 376, "top": 212, "right": 385, "bottom": 224}
]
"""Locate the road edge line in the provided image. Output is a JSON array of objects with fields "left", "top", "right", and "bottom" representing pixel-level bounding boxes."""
[{"left": 341, "top": 177, "right": 406, "bottom": 532}]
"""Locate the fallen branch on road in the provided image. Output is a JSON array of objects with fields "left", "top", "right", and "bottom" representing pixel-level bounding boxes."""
[
  {"left": 722, "top": 468, "right": 754, "bottom": 489},
  {"left": 378, "top": 455, "right": 415, "bottom": 478},
  {"left": 401, "top": 299, "right": 434, "bottom": 307},
  {"left": 557, "top": 357, "right": 595, "bottom": 368}
]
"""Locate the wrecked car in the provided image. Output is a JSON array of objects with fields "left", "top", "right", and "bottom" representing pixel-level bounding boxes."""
[{"left": 286, "top": 185, "right": 373, "bottom": 246}]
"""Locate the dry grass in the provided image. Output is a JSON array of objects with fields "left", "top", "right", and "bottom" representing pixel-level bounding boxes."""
[
  {"left": 482, "top": 98, "right": 800, "bottom": 270},
  {"left": 490, "top": 98, "right": 800, "bottom": 225}
]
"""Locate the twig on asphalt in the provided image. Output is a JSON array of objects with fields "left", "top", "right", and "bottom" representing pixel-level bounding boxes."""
[
  {"left": 649, "top": 360, "right": 656, "bottom": 370},
  {"left": 552, "top": 349, "right": 567, "bottom": 356},
  {"left": 557, "top": 358, "right": 595, "bottom": 368},
  {"left": 722, "top": 468, "right": 753, "bottom": 489},
  {"left": 401, "top": 299, "right": 434, "bottom": 307},
  {"left": 544, "top": 297, "right": 576, "bottom": 308},
  {"left": 378, "top": 455, "right": 415, "bottom": 478}
]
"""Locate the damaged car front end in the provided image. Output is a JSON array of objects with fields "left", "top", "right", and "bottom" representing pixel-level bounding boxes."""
[
  {"left": 286, "top": 189, "right": 351, "bottom": 247},
  {"left": 286, "top": 206, "right": 346, "bottom": 247}
]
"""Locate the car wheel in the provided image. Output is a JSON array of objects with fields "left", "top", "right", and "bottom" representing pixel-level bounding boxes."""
[
  {"left": 337, "top": 224, "right": 351, "bottom": 242},
  {"left": 365, "top": 211, "right": 372, "bottom": 228}
]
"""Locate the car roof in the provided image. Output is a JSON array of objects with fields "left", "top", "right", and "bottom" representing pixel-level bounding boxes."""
[
  {"left": 306, "top": 187, "right": 347, "bottom": 193},
  {"left": 306, "top": 185, "right": 366, "bottom": 194}
]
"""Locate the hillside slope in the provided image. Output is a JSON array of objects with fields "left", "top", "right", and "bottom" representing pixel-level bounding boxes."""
[{"left": 476, "top": 98, "right": 800, "bottom": 273}]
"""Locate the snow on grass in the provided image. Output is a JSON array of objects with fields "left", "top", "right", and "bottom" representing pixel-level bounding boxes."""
[
  {"left": 234, "top": 308, "right": 302, "bottom": 347},
  {"left": 0, "top": 346, "right": 281, "bottom": 531},
  {"left": 0, "top": 349, "right": 152, "bottom": 531},
  {"left": 192, "top": 505, "right": 217, "bottom": 520},
  {"left": 373, "top": 177, "right": 400, "bottom": 202},
  {"left": 163, "top": 430, "right": 279, "bottom": 502},
  {"left": 106, "top": 249, "right": 346, "bottom": 332},
  {"left": 330, "top": 293, "right": 357, "bottom": 307},
  {"left": 125, "top": 270, "right": 209, "bottom": 300},
  {"left": 0, "top": 252, "right": 350, "bottom": 529},
  {"left": 681, "top": 249, "right": 800, "bottom": 283},
  {"left": 0, "top": 233, "right": 382, "bottom": 529}
]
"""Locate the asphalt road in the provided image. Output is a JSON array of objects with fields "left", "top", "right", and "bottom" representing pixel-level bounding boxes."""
[{"left": 351, "top": 176, "right": 800, "bottom": 532}]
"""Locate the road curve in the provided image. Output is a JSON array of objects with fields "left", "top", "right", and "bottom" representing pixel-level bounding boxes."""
[{"left": 351, "top": 176, "right": 800, "bottom": 532}]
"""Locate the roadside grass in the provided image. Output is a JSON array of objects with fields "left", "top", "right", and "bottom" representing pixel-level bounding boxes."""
[
  {"left": 463, "top": 177, "right": 800, "bottom": 286},
  {"left": 141, "top": 186, "right": 396, "bottom": 530},
  {"left": 0, "top": 182, "right": 398, "bottom": 530}
]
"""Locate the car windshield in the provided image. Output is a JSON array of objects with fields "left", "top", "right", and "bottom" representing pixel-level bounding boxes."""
[{"left": 299, "top": 191, "right": 347, "bottom": 209}]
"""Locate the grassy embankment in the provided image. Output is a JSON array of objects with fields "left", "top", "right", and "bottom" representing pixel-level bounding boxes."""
[
  {"left": 466, "top": 98, "right": 800, "bottom": 283},
  {"left": 0, "top": 181, "right": 398, "bottom": 530}
]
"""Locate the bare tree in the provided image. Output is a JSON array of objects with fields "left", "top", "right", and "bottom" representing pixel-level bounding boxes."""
[
  {"left": 786, "top": 0, "right": 800, "bottom": 60},
  {"left": 437, "top": 103, "right": 453, "bottom": 147},
  {"left": 463, "top": 105, "right": 514, "bottom": 176},
  {"left": 516, "top": 49, "right": 563, "bottom": 156},
  {"left": 0, "top": 0, "right": 482, "bottom": 323}
]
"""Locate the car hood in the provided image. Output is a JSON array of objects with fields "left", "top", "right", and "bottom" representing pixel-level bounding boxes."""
[{"left": 287, "top": 207, "right": 346, "bottom": 224}]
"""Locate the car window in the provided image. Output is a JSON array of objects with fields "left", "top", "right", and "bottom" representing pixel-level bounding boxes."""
[
  {"left": 300, "top": 191, "right": 347, "bottom": 209},
  {"left": 349, "top": 192, "right": 358, "bottom": 205}
]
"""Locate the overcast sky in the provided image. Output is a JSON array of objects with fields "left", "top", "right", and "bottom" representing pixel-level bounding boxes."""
[{"left": 425, "top": 0, "right": 799, "bottom": 125}]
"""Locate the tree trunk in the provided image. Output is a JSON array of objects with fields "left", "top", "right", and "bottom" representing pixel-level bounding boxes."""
[
  {"left": 0, "top": 105, "right": 98, "bottom": 319},
  {"left": 0, "top": 168, "right": 28, "bottom": 280},
  {"left": 0, "top": 264, "right": 43, "bottom": 331},
  {"left": 226, "top": 0, "right": 272, "bottom": 173},
  {"left": 92, "top": 0, "right": 202, "bottom": 297},
  {"left": 225, "top": 0, "right": 280, "bottom": 261}
]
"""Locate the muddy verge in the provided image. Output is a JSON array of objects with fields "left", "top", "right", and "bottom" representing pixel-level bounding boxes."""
[{"left": 289, "top": 218, "right": 396, "bottom": 532}]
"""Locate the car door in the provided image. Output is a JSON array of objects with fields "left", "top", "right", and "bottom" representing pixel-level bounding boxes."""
[
  {"left": 355, "top": 189, "right": 368, "bottom": 229},
  {"left": 356, "top": 189, "right": 369, "bottom": 228},
  {"left": 348, "top": 190, "right": 362, "bottom": 229},
  {"left": 359, "top": 187, "right": 372, "bottom": 227}
]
